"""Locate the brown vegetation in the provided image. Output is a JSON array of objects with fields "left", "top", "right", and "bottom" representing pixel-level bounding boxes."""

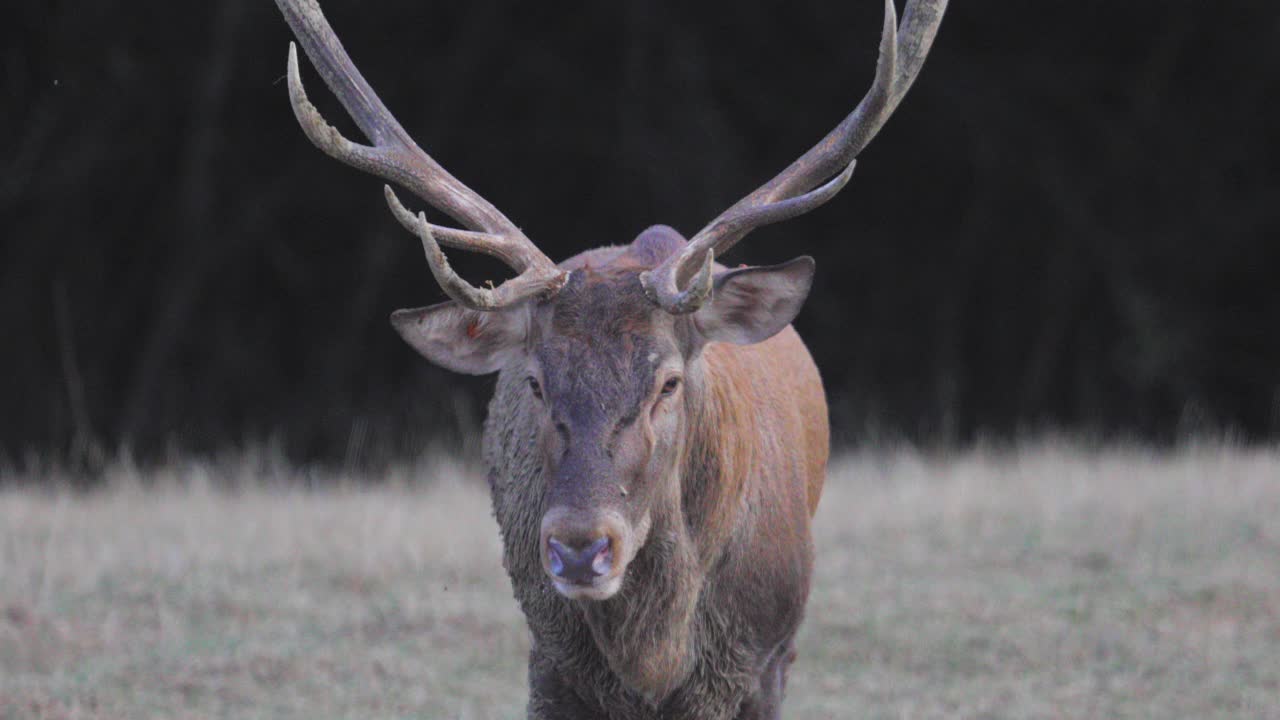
[{"left": 2, "top": 444, "right": 1278, "bottom": 718}]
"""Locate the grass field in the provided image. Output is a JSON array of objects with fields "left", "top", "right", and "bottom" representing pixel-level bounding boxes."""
[{"left": 2, "top": 445, "right": 1278, "bottom": 719}]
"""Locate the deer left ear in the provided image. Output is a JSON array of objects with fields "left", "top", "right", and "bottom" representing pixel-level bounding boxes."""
[
  {"left": 390, "top": 301, "right": 528, "bottom": 375},
  {"left": 693, "top": 256, "right": 815, "bottom": 345}
]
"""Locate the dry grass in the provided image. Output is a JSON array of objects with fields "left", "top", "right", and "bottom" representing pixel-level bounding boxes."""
[{"left": 1, "top": 444, "right": 1278, "bottom": 719}]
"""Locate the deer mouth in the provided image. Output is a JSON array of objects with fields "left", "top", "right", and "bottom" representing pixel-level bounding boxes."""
[{"left": 552, "top": 573, "right": 624, "bottom": 601}]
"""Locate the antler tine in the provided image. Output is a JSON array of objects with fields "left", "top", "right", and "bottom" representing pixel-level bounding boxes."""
[
  {"left": 385, "top": 187, "right": 567, "bottom": 310},
  {"left": 395, "top": 210, "right": 561, "bottom": 311},
  {"left": 276, "top": 0, "right": 566, "bottom": 308},
  {"left": 641, "top": 0, "right": 948, "bottom": 314}
]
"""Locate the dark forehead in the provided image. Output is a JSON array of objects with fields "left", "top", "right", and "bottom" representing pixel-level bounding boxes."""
[
  {"left": 548, "top": 269, "right": 654, "bottom": 338},
  {"left": 533, "top": 270, "right": 668, "bottom": 419},
  {"left": 541, "top": 223, "right": 685, "bottom": 339}
]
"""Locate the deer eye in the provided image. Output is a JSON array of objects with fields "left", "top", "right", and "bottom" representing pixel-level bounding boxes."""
[
  {"left": 527, "top": 377, "right": 544, "bottom": 401},
  {"left": 659, "top": 376, "right": 682, "bottom": 397}
]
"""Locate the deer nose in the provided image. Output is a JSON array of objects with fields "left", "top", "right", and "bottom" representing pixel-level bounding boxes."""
[{"left": 546, "top": 535, "right": 613, "bottom": 584}]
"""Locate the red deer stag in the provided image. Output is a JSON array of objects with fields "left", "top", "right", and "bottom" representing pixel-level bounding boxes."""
[{"left": 274, "top": 0, "right": 946, "bottom": 717}]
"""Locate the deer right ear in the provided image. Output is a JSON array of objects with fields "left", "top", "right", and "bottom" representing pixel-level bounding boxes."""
[{"left": 390, "top": 302, "right": 528, "bottom": 375}]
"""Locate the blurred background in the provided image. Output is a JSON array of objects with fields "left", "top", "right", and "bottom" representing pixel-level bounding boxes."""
[{"left": 4, "top": 0, "right": 1279, "bottom": 470}]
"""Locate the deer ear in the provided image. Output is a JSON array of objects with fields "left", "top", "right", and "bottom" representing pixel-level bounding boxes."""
[
  {"left": 390, "top": 302, "right": 528, "bottom": 375},
  {"left": 693, "top": 256, "right": 815, "bottom": 345}
]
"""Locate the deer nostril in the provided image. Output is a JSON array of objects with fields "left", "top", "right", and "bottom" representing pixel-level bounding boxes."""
[
  {"left": 586, "top": 537, "right": 611, "bottom": 575},
  {"left": 547, "top": 538, "right": 568, "bottom": 577},
  {"left": 547, "top": 535, "right": 612, "bottom": 584}
]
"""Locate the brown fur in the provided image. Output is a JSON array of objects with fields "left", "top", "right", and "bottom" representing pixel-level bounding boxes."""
[{"left": 482, "top": 234, "right": 828, "bottom": 719}]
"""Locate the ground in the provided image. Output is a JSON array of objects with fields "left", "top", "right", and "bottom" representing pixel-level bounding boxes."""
[{"left": 1, "top": 444, "right": 1278, "bottom": 719}]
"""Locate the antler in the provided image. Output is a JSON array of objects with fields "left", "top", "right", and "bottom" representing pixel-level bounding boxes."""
[
  {"left": 640, "top": 0, "right": 948, "bottom": 313},
  {"left": 276, "top": 0, "right": 567, "bottom": 310}
]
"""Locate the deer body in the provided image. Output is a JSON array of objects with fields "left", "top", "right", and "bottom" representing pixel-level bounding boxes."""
[
  {"left": 272, "top": 0, "right": 945, "bottom": 716},
  {"left": 483, "top": 240, "right": 828, "bottom": 718}
]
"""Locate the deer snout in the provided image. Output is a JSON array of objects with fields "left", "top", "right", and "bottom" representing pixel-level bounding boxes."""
[
  {"left": 546, "top": 536, "right": 613, "bottom": 584},
  {"left": 540, "top": 509, "right": 629, "bottom": 599}
]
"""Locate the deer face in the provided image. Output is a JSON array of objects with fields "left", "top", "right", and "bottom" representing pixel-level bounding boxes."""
[{"left": 390, "top": 228, "right": 814, "bottom": 600}]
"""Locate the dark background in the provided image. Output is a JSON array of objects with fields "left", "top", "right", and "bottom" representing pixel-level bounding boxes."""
[{"left": 4, "top": 1, "right": 1279, "bottom": 469}]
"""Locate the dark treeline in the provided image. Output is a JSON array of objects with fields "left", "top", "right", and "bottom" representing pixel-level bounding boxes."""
[{"left": 3, "top": 1, "right": 1279, "bottom": 467}]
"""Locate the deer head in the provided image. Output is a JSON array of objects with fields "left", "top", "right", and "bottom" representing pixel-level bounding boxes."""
[{"left": 275, "top": 0, "right": 946, "bottom": 600}]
